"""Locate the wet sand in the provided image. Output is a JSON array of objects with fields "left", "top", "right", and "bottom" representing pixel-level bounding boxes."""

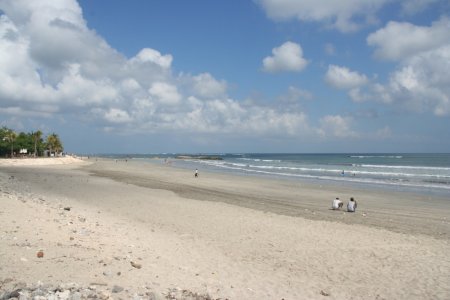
[{"left": 85, "top": 159, "right": 450, "bottom": 239}]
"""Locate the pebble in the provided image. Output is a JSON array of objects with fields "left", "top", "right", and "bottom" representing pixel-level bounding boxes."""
[
  {"left": 57, "top": 289, "right": 71, "bottom": 300},
  {"left": 111, "top": 285, "right": 124, "bottom": 293},
  {"left": 102, "top": 271, "right": 112, "bottom": 277},
  {"left": 130, "top": 261, "right": 142, "bottom": 269},
  {"left": 0, "top": 283, "right": 213, "bottom": 300}
]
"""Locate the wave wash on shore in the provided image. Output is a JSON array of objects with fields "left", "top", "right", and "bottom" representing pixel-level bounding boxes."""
[{"left": 153, "top": 153, "right": 450, "bottom": 195}]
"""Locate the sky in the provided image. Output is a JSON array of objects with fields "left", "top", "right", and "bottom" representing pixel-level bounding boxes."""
[{"left": 0, "top": 0, "right": 449, "bottom": 154}]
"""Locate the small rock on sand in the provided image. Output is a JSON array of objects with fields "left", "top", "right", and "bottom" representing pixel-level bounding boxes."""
[
  {"left": 130, "top": 261, "right": 142, "bottom": 269},
  {"left": 112, "top": 285, "right": 124, "bottom": 293}
]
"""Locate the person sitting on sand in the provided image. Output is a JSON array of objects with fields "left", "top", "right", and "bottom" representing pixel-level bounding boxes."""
[
  {"left": 347, "top": 197, "right": 357, "bottom": 212},
  {"left": 332, "top": 197, "right": 343, "bottom": 210}
]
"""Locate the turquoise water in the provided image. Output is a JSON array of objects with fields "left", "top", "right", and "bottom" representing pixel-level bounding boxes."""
[{"left": 104, "top": 153, "right": 450, "bottom": 196}]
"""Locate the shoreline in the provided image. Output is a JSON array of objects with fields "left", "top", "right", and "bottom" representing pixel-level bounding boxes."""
[
  {"left": 85, "top": 159, "right": 450, "bottom": 240},
  {"left": 156, "top": 157, "right": 450, "bottom": 198},
  {"left": 1, "top": 159, "right": 450, "bottom": 299}
]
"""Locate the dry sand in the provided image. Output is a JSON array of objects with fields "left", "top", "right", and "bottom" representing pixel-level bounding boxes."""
[
  {"left": 0, "top": 156, "right": 86, "bottom": 167},
  {"left": 1, "top": 158, "right": 449, "bottom": 299}
]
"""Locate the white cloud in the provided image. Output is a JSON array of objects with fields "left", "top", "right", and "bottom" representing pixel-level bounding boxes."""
[
  {"left": 242, "top": 109, "right": 310, "bottom": 136},
  {"left": 262, "top": 41, "right": 308, "bottom": 73},
  {"left": 348, "top": 88, "right": 369, "bottom": 103},
  {"left": 120, "top": 78, "right": 141, "bottom": 92},
  {"left": 149, "top": 82, "right": 181, "bottom": 106},
  {"left": 256, "top": 0, "right": 443, "bottom": 32},
  {"left": 131, "top": 48, "right": 173, "bottom": 69},
  {"left": 103, "top": 108, "right": 132, "bottom": 124},
  {"left": 0, "top": 0, "right": 315, "bottom": 137},
  {"left": 400, "top": 0, "right": 440, "bottom": 15},
  {"left": 191, "top": 73, "right": 227, "bottom": 99},
  {"left": 318, "top": 115, "right": 358, "bottom": 138},
  {"left": 0, "top": 0, "right": 85, "bottom": 25},
  {"left": 56, "top": 64, "right": 118, "bottom": 107},
  {"left": 325, "top": 65, "right": 368, "bottom": 90},
  {"left": 0, "top": 0, "right": 372, "bottom": 140},
  {"left": 256, "top": 0, "right": 390, "bottom": 32},
  {"left": 277, "top": 86, "right": 313, "bottom": 108},
  {"left": 367, "top": 17, "right": 450, "bottom": 61},
  {"left": 388, "top": 51, "right": 450, "bottom": 116},
  {"left": 364, "top": 18, "right": 450, "bottom": 116}
]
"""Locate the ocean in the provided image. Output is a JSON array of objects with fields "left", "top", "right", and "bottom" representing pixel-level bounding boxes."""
[{"left": 107, "top": 153, "right": 450, "bottom": 196}]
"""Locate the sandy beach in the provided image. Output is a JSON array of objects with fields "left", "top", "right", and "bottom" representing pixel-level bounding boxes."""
[{"left": 1, "top": 157, "right": 449, "bottom": 299}]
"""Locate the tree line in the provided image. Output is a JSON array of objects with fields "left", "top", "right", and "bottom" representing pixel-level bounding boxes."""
[{"left": 0, "top": 126, "right": 63, "bottom": 158}]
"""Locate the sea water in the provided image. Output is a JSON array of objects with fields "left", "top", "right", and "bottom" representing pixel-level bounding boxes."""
[
  {"left": 158, "top": 153, "right": 450, "bottom": 196},
  {"left": 107, "top": 153, "right": 450, "bottom": 196}
]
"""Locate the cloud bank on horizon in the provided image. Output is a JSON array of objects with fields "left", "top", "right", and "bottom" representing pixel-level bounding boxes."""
[{"left": 0, "top": 0, "right": 449, "bottom": 152}]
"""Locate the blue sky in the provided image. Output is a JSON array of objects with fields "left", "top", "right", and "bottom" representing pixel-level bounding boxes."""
[{"left": 0, "top": 0, "right": 449, "bottom": 153}]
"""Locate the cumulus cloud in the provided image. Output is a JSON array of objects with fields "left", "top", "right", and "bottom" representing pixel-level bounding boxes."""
[
  {"left": 254, "top": 0, "right": 448, "bottom": 133},
  {"left": 130, "top": 48, "right": 173, "bottom": 69},
  {"left": 400, "top": 0, "right": 440, "bottom": 15},
  {"left": 103, "top": 108, "right": 132, "bottom": 124},
  {"left": 191, "top": 73, "right": 227, "bottom": 99},
  {"left": 318, "top": 115, "right": 358, "bottom": 138},
  {"left": 367, "top": 17, "right": 450, "bottom": 61},
  {"left": 388, "top": 51, "right": 450, "bottom": 116},
  {"left": 256, "top": 0, "right": 443, "bottom": 32},
  {"left": 365, "top": 18, "right": 450, "bottom": 116},
  {"left": 348, "top": 87, "right": 370, "bottom": 103},
  {"left": 262, "top": 41, "right": 308, "bottom": 73},
  {"left": 256, "top": 0, "right": 389, "bottom": 32},
  {"left": 325, "top": 65, "right": 368, "bottom": 90},
  {"left": 277, "top": 86, "right": 313, "bottom": 109},
  {"left": 149, "top": 82, "right": 181, "bottom": 106},
  {"left": 0, "top": 0, "right": 318, "bottom": 139}
]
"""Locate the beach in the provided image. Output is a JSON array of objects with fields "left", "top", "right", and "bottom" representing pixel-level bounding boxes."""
[{"left": 1, "top": 158, "right": 450, "bottom": 299}]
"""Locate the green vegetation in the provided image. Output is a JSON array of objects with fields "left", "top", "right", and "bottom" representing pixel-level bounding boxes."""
[{"left": 0, "top": 126, "right": 63, "bottom": 158}]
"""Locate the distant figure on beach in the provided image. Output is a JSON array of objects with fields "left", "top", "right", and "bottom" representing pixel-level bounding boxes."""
[
  {"left": 331, "top": 197, "right": 343, "bottom": 210},
  {"left": 194, "top": 168, "right": 198, "bottom": 178},
  {"left": 341, "top": 170, "right": 345, "bottom": 176},
  {"left": 347, "top": 197, "right": 357, "bottom": 212}
]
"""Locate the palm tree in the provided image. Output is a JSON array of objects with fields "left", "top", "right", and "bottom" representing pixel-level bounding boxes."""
[
  {"left": 4, "top": 129, "right": 17, "bottom": 157},
  {"left": 32, "top": 130, "right": 42, "bottom": 157},
  {"left": 46, "top": 133, "right": 63, "bottom": 156}
]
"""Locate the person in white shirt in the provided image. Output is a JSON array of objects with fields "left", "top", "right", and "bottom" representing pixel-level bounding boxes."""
[
  {"left": 347, "top": 197, "right": 357, "bottom": 212},
  {"left": 331, "top": 197, "right": 343, "bottom": 210}
]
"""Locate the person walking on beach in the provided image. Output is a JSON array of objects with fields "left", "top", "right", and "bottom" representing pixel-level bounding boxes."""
[
  {"left": 194, "top": 168, "right": 198, "bottom": 178},
  {"left": 347, "top": 197, "right": 357, "bottom": 212},
  {"left": 331, "top": 197, "right": 343, "bottom": 210}
]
